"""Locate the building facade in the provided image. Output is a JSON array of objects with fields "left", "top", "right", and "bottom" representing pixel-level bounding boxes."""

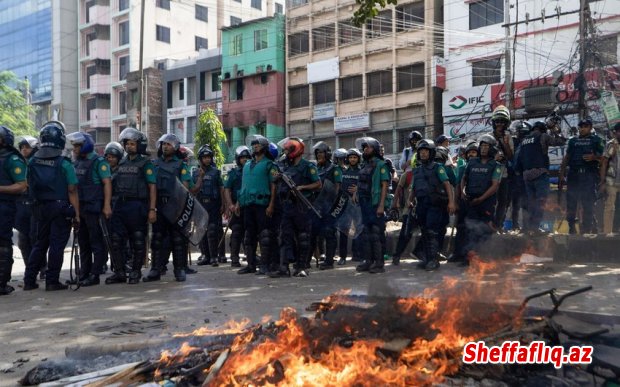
[
  {"left": 285, "top": 0, "right": 443, "bottom": 159},
  {"left": 221, "top": 14, "right": 286, "bottom": 158},
  {"left": 77, "top": 0, "right": 275, "bottom": 145},
  {"left": 442, "top": 0, "right": 620, "bottom": 142},
  {"left": 0, "top": 0, "right": 78, "bottom": 130},
  {"left": 162, "top": 48, "right": 223, "bottom": 152}
]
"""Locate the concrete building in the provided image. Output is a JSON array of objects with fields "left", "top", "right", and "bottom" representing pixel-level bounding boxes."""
[
  {"left": 442, "top": 0, "right": 620, "bottom": 143},
  {"left": 162, "top": 48, "right": 223, "bottom": 152},
  {"left": 0, "top": 0, "right": 78, "bottom": 130},
  {"left": 221, "top": 14, "right": 286, "bottom": 159},
  {"left": 285, "top": 0, "right": 443, "bottom": 159},
  {"left": 77, "top": 0, "right": 276, "bottom": 145}
]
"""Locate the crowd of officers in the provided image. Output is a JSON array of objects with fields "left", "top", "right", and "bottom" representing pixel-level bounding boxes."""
[{"left": 0, "top": 105, "right": 614, "bottom": 295}]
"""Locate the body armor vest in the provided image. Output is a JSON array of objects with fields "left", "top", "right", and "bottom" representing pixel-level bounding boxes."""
[
  {"left": 154, "top": 158, "right": 182, "bottom": 198},
  {"left": 412, "top": 162, "right": 441, "bottom": 199},
  {"left": 519, "top": 132, "right": 549, "bottom": 170},
  {"left": 196, "top": 165, "right": 221, "bottom": 200},
  {"left": 114, "top": 156, "right": 148, "bottom": 199},
  {"left": 466, "top": 158, "right": 497, "bottom": 197},
  {"left": 75, "top": 155, "right": 104, "bottom": 205},
  {"left": 568, "top": 135, "right": 599, "bottom": 171},
  {"left": 29, "top": 154, "right": 68, "bottom": 201},
  {"left": 358, "top": 160, "right": 376, "bottom": 198},
  {"left": 342, "top": 166, "right": 360, "bottom": 193},
  {"left": 227, "top": 167, "right": 243, "bottom": 204},
  {"left": 238, "top": 158, "right": 272, "bottom": 207}
]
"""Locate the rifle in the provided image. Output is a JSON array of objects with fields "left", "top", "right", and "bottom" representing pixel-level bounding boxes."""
[
  {"left": 68, "top": 229, "right": 81, "bottom": 290},
  {"left": 278, "top": 167, "right": 322, "bottom": 218},
  {"left": 404, "top": 204, "right": 419, "bottom": 236},
  {"left": 99, "top": 215, "right": 122, "bottom": 275}
]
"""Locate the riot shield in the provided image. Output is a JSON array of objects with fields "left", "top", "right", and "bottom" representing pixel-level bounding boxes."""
[
  {"left": 328, "top": 191, "right": 363, "bottom": 239},
  {"left": 313, "top": 179, "right": 338, "bottom": 216},
  {"left": 159, "top": 179, "right": 209, "bottom": 245}
]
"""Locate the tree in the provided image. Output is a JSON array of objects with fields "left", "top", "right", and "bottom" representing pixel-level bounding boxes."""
[
  {"left": 0, "top": 71, "right": 37, "bottom": 137},
  {"left": 194, "top": 108, "right": 227, "bottom": 168},
  {"left": 352, "top": 0, "right": 398, "bottom": 27}
]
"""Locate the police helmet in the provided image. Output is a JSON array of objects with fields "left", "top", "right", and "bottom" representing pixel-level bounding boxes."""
[
  {"left": 416, "top": 139, "right": 436, "bottom": 161},
  {"left": 312, "top": 141, "right": 332, "bottom": 161},
  {"left": 37, "top": 121, "right": 67, "bottom": 158},
  {"left": 491, "top": 105, "right": 511, "bottom": 128},
  {"left": 531, "top": 121, "right": 547, "bottom": 132},
  {"left": 119, "top": 127, "right": 148, "bottom": 154},
  {"left": 18, "top": 135, "right": 39, "bottom": 150},
  {"left": 104, "top": 141, "right": 124, "bottom": 159},
  {"left": 347, "top": 148, "right": 362, "bottom": 158},
  {"left": 246, "top": 134, "right": 270, "bottom": 153},
  {"left": 235, "top": 145, "right": 251, "bottom": 165},
  {"left": 334, "top": 148, "right": 347, "bottom": 161},
  {"left": 435, "top": 146, "right": 450, "bottom": 164},
  {"left": 277, "top": 137, "right": 304, "bottom": 160},
  {"left": 67, "top": 131, "right": 95, "bottom": 154},
  {"left": 198, "top": 144, "right": 214, "bottom": 159},
  {"left": 435, "top": 134, "right": 449, "bottom": 145},
  {"left": 355, "top": 137, "right": 381, "bottom": 157},
  {"left": 408, "top": 130, "right": 423, "bottom": 143},
  {"left": 478, "top": 134, "right": 497, "bottom": 157},
  {"left": 0, "top": 126, "right": 16, "bottom": 149},
  {"left": 465, "top": 141, "right": 479, "bottom": 158},
  {"left": 157, "top": 133, "right": 181, "bottom": 153},
  {"left": 267, "top": 142, "right": 279, "bottom": 161}
]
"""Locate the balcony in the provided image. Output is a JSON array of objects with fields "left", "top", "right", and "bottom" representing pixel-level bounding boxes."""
[
  {"left": 89, "top": 108, "right": 111, "bottom": 128},
  {"left": 82, "top": 39, "right": 110, "bottom": 60},
  {"left": 87, "top": 5, "right": 109, "bottom": 26},
  {"left": 89, "top": 74, "right": 111, "bottom": 95}
]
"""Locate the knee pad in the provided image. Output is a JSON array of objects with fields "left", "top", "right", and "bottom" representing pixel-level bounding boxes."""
[
  {"left": 111, "top": 234, "right": 125, "bottom": 251},
  {"left": 207, "top": 227, "right": 218, "bottom": 240},
  {"left": 132, "top": 232, "right": 146, "bottom": 251},
  {"left": 151, "top": 232, "right": 164, "bottom": 250},
  {"left": 231, "top": 222, "right": 243, "bottom": 236},
  {"left": 259, "top": 229, "right": 271, "bottom": 247}
]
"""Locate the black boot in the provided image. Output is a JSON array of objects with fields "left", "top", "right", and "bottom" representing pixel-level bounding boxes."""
[
  {"left": 337, "top": 257, "right": 346, "bottom": 265},
  {"left": 369, "top": 261, "right": 385, "bottom": 274},
  {"left": 268, "top": 265, "right": 290, "bottom": 278},
  {"left": 127, "top": 270, "right": 141, "bottom": 284},
  {"left": 174, "top": 268, "right": 186, "bottom": 282},
  {"left": 0, "top": 246, "right": 14, "bottom": 295},
  {"left": 238, "top": 265, "right": 256, "bottom": 274},
  {"left": 46, "top": 282, "right": 68, "bottom": 291},
  {"left": 80, "top": 274, "right": 100, "bottom": 287},
  {"left": 0, "top": 284, "right": 14, "bottom": 295},
  {"left": 356, "top": 261, "right": 371, "bottom": 272},
  {"left": 105, "top": 271, "right": 127, "bottom": 284},
  {"left": 142, "top": 267, "right": 161, "bottom": 282},
  {"left": 391, "top": 255, "right": 401, "bottom": 266}
]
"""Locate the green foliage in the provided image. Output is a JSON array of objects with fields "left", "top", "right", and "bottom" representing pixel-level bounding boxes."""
[
  {"left": 352, "top": 0, "right": 398, "bottom": 27},
  {"left": 195, "top": 108, "right": 227, "bottom": 168},
  {"left": 0, "top": 71, "right": 37, "bottom": 138}
]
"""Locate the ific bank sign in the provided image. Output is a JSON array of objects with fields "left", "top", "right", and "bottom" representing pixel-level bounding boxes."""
[{"left": 442, "top": 86, "right": 491, "bottom": 117}]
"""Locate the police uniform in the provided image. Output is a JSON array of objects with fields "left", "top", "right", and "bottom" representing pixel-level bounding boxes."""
[
  {"left": 313, "top": 161, "right": 342, "bottom": 269},
  {"left": 411, "top": 161, "right": 451, "bottom": 270},
  {"left": 340, "top": 163, "right": 361, "bottom": 262},
  {"left": 277, "top": 158, "right": 320, "bottom": 276},
  {"left": 565, "top": 134, "right": 604, "bottom": 234},
  {"left": 108, "top": 154, "right": 156, "bottom": 284},
  {"left": 24, "top": 149, "right": 78, "bottom": 289},
  {"left": 194, "top": 164, "right": 224, "bottom": 264},
  {"left": 74, "top": 152, "right": 111, "bottom": 283},
  {"left": 356, "top": 156, "right": 390, "bottom": 273},
  {"left": 515, "top": 131, "right": 550, "bottom": 232},
  {"left": 237, "top": 156, "right": 276, "bottom": 273},
  {"left": 14, "top": 154, "right": 36, "bottom": 276},
  {"left": 0, "top": 146, "right": 27, "bottom": 294},
  {"left": 223, "top": 165, "right": 244, "bottom": 266},
  {"left": 149, "top": 155, "right": 192, "bottom": 281}
]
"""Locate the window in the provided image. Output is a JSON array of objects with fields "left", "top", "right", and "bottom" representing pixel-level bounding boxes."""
[
  {"left": 195, "top": 4, "right": 208, "bottom": 22},
  {"left": 290, "top": 0, "right": 308, "bottom": 7},
  {"left": 472, "top": 57, "right": 501, "bottom": 86},
  {"left": 251, "top": 0, "right": 262, "bottom": 10},
  {"left": 179, "top": 81, "right": 184, "bottom": 100},
  {"left": 367, "top": 70, "right": 392, "bottom": 96},
  {"left": 340, "top": 76, "right": 363, "bottom": 100},
  {"left": 339, "top": 21, "right": 362, "bottom": 45},
  {"left": 469, "top": 0, "right": 503, "bottom": 29},
  {"left": 313, "top": 24, "right": 334, "bottom": 51},
  {"left": 119, "top": 91, "right": 126, "bottom": 114},
  {"left": 366, "top": 10, "right": 392, "bottom": 38},
  {"left": 230, "top": 16, "right": 242, "bottom": 26},
  {"left": 212, "top": 72, "right": 221, "bottom": 92},
  {"left": 314, "top": 81, "right": 335, "bottom": 104},
  {"left": 156, "top": 0, "right": 170, "bottom": 10},
  {"left": 86, "top": 0, "right": 94, "bottom": 23},
  {"left": 396, "top": 2, "right": 424, "bottom": 31},
  {"left": 289, "top": 31, "right": 309, "bottom": 55},
  {"left": 195, "top": 36, "right": 208, "bottom": 51},
  {"left": 119, "top": 55, "right": 129, "bottom": 81},
  {"left": 397, "top": 63, "right": 424, "bottom": 91},
  {"left": 130, "top": 88, "right": 138, "bottom": 109},
  {"left": 254, "top": 29, "right": 268, "bottom": 51},
  {"left": 156, "top": 25, "right": 170, "bottom": 43},
  {"left": 275, "top": 3, "right": 283, "bottom": 14},
  {"left": 119, "top": 0, "right": 129, "bottom": 11},
  {"left": 119, "top": 21, "right": 129, "bottom": 46},
  {"left": 230, "top": 79, "right": 244, "bottom": 101},
  {"left": 231, "top": 34, "right": 243, "bottom": 55},
  {"left": 86, "top": 98, "right": 96, "bottom": 120},
  {"left": 289, "top": 85, "right": 309, "bottom": 108}
]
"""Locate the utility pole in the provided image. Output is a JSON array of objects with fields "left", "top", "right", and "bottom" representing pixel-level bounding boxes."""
[
  {"left": 137, "top": 0, "right": 146, "bottom": 131},
  {"left": 504, "top": 0, "right": 512, "bottom": 111},
  {"left": 577, "top": 0, "right": 588, "bottom": 120}
]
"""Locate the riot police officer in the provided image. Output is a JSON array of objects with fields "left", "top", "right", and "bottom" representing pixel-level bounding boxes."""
[
  {"left": 407, "top": 140, "right": 456, "bottom": 271},
  {"left": 237, "top": 135, "right": 277, "bottom": 274},
  {"left": 514, "top": 121, "right": 565, "bottom": 235},
  {"left": 67, "top": 132, "right": 112, "bottom": 286},
  {"left": 24, "top": 121, "right": 80, "bottom": 291},
  {"left": 192, "top": 145, "right": 224, "bottom": 266},
  {"left": 509, "top": 121, "right": 532, "bottom": 232},
  {"left": 399, "top": 130, "right": 422, "bottom": 171},
  {"left": 460, "top": 135, "right": 502, "bottom": 264},
  {"left": 0, "top": 126, "right": 28, "bottom": 295},
  {"left": 224, "top": 146, "right": 251, "bottom": 267},
  {"left": 559, "top": 118, "right": 605, "bottom": 234},
  {"left": 269, "top": 137, "right": 321, "bottom": 278},
  {"left": 106, "top": 128, "right": 157, "bottom": 285},
  {"left": 144, "top": 134, "right": 193, "bottom": 282},
  {"left": 355, "top": 137, "right": 390, "bottom": 274},
  {"left": 312, "top": 142, "right": 341, "bottom": 270},
  {"left": 104, "top": 142, "right": 124, "bottom": 173},
  {"left": 339, "top": 148, "right": 363, "bottom": 264},
  {"left": 490, "top": 106, "right": 514, "bottom": 232},
  {"left": 15, "top": 136, "right": 38, "bottom": 274},
  {"left": 334, "top": 148, "right": 348, "bottom": 169}
]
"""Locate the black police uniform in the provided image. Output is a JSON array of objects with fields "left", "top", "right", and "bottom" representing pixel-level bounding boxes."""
[
  {"left": 515, "top": 131, "right": 550, "bottom": 232},
  {"left": 340, "top": 164, "right": 362, "bottom": 262},
  {"left": 224, "top": 165, "right": 244, "bottom": 266},
  {"left": 194, "top": 164, "right": 224, "bottom": 264},
  {"left": 14, "top": 155, "right": 37, "bottom": 276},
  {"left": 313, "top": 161, "right": 341, "bottom": 269}
]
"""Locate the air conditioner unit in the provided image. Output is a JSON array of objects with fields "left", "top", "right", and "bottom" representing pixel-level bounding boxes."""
[
  {"left": 224, "top": 72, "right": 231, "bottom": 79},
  {"left": 266, "top": 64, "right": 273, "bottom": 71},
  {"left": 256, "top": 65, "right": 264, "bottom": 73},
  {"left": 523, "top": 86, "right": 557, "bottom": 114},
  {"left": 237, "top": 69, "right": 244, "bottom": 77}
]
